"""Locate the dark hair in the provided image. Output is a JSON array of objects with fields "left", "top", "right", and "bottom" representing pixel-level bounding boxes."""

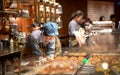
[
  {"left": 71, "top": 10, "right": 83, "bottom": 20},
  {"left": 110, "top": 14, "right": 115, "bottom": 20},
  {"left": 43, "top": 31, "right": 48, "bottom": 36},
  {"left": 31, "top": 22, "right": 40, "bottom": 28},
  {"left": 85, "top": 18, "right": 93, "bottom": 24},
  {"left": 99, "top": 16, "right": 105, "bottom": 21}
]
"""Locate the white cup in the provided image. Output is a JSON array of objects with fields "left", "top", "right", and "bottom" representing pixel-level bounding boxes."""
[{"left": 0, "top": 42, "right": 3, "bottom": 50}]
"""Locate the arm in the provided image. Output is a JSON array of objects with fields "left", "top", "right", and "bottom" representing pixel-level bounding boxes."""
[
  {"left": 46, "top": 38, "right": 55, "bottom": 56},
  {"left": 69, "top": 22, "right": 79, "bottom": 36},
  {"left": 27, "top": 35, "right": 42, "bottom": 56},
  {"left": 55, "top": 36, "right": 62, "bottom": 55}
]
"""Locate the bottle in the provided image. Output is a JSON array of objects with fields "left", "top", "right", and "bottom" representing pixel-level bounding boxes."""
[
  {"left": 10, "top": 38, "right": 14, "bottom": 48},
  {"left": 15, "top": 40, "right": 18, "bottom": 47}
]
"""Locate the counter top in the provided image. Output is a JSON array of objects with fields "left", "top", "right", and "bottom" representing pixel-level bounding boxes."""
[
  {"left": 62, "top": 30, "right": 120, "bottom": 53},
  {"left": 0, "top": 47, "right": 22, "bottom": 75},
  {"left": 0, "top": 47, "right": 22, "bottom": 59}
]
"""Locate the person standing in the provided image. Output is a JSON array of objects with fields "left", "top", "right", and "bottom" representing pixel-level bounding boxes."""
[
  {"left": 68, "top": 10, "right": 84, "bottom": 47},
  {"left": 99, "top": 16, "right": 105, "bottom": 21},
  {"left": 110, "top": 14, "right": 116, "bottom": 29},
  {"left": 110, "top": 14, "right": 116, "bottom": 23}
]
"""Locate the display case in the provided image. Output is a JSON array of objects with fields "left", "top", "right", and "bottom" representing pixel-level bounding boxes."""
[{"left": 19, "top": 30, "right": 120, "bottom": 75}]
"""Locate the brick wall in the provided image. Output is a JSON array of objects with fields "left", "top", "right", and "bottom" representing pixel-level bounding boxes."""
[{"left": 88, "top": 0, "right": 114, "bottom": 21}]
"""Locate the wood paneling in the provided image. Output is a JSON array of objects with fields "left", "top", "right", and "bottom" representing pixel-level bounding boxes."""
[
  {"left": 2, "top": 0, "right": 119, "bottom": 34},
  {"left": 56, "top": 0, "right": 87, "bottom": 35},
  {"left": 14, "top": 5, "right": 34, "bottom": 33}
]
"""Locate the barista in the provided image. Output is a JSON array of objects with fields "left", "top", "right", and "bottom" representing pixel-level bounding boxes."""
[
  {"left": 25, "top": 22, "right": 42, "bottom": 60},
  {"left": 25, "top": 22, "right": 61, "bottom": 60},
  {"left": 42, "top": 22, "right": 62, "bottom": 57},
  {"left": 68, "top": 10, "right": 84, "bottom": 47}
]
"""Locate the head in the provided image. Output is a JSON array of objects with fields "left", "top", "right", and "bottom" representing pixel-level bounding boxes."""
[
  {"left": 85, "top": 18, "right": 92, "bottom": 25},
  {"left": 43, "top": 22, "right": 58, "bottom": 42},
  {"left": 29, "top": 22, "right": 40, "bottom": 31},
  {"left": 79, "top": 17, "right": 86, "bottom": 25},
  {"left": 110, "top": 14, "right": 116, "bottom": 22},
  {"left": 71, "top": 10, "right": 83, "bottom": 23},
  {"left": 99, "top": 16, "right": 105, "bottom": 21}
]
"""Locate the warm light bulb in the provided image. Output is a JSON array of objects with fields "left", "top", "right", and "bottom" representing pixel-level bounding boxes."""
[{"left": 58, "top": 5, "right": 62, "bottom": 8}]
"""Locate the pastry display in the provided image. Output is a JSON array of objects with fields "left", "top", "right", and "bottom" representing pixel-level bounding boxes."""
[{"left": 35, "top": 54, "right": 120, "bottom": 74}]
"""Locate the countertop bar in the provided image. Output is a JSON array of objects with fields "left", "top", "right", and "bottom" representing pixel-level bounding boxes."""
[
  {"left": 0, "top": 48, "right": 22, "bottom": 58},
  {"left": 0, "top": 47, "right": 22, "bottom": 75}
]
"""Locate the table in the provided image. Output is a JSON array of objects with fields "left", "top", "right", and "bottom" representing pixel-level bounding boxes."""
[{"left": 0, "top": 47, "right": 22, "bottom": 75}]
